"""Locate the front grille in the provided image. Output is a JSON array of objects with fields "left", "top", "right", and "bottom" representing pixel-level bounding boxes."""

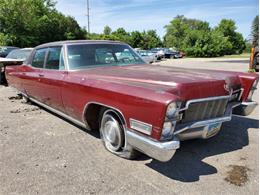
[{"left": 181, "top": 98, "right": 229, "bottom": 123}]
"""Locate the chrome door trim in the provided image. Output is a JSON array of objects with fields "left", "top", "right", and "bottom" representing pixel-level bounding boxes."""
[{"left": 29, "top": 96, "right": 87, "bottom": 129}]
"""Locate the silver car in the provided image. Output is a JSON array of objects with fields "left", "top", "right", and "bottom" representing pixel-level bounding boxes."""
[{"left": 136, "top": 50, "right": 157, "bottom": 63}]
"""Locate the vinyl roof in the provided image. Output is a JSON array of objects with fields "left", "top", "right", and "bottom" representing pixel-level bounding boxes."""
[{"left": 36, "top": 40, "right": 125, "bottom": 48}]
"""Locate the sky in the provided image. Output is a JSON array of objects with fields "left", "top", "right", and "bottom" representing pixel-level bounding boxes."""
[{"left": 56, "top": 0, "right": 259, "bottom": 39}]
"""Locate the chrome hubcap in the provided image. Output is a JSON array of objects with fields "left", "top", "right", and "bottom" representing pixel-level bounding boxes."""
[{"left": 101, "top": 113, "right": 123, "bottom": 152}]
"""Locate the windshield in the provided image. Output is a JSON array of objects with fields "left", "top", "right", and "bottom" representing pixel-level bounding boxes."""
[
  {"left": 67, "top": 44, "right": 145, "bottom": 70},
  {"left": 6, "top": 49, "right": 32, "bottom": 60}
]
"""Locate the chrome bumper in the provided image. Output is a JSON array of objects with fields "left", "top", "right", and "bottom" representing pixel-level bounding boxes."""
[
  {"left": 233, "top": 101, "right": 258, "bottom": 116},
  {"left": 125, "top": 102, "right": 245, "bottom": 162},
  {"left": 126, "top": 130, "right": 180, "bottom": 162}
]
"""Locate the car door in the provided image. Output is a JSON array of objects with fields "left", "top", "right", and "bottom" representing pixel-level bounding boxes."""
[
  {"left": 23, "top": 48, "right": 47, "bottom": 101},
  {"left": 38, "top": 46, "right": 66, "bottom": 112}
]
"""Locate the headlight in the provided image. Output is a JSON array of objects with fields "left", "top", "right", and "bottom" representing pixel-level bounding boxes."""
[
  {"left": 166, "top": 102, "right": 178, "bottom": 118},
  {"left": 161, "top": 122, "right": 174, "bottom": 138}
]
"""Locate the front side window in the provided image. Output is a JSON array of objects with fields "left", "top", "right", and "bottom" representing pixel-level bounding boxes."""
[
  {"left": 31, "top": 48, "right": 48, "bottom": 68},
  {"left": 45, "top": 47, "right": 63, "bottom": 70},
  {"left": 67, "top": 44, "right": 145, "bottom": 70}
]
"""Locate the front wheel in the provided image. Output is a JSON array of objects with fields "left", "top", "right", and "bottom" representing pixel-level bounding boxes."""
[{"left": 99, "top": 109, "right": 139, "bottom": 159}]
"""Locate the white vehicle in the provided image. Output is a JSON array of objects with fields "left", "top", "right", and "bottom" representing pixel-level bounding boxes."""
[
  {"left": 0, "top": 48, "right": 33, "bottom": 85},
  {"left": 136, "top": 50, "right": 157, "bottom": 63}
]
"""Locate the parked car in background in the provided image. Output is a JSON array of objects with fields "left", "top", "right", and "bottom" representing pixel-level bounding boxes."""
[
  {"left": 179, "top": 51, "right": 186, "bottom": 58},
  {"left": 163, "top": 48, "right": 181, "bottom": 59},
  {"left": 151, "top": 48, "right": 165, "bottom": 59},
  {"left": 6, "top": 48, "right": 33, "bottom": 61},
  {"left": 136, "top": 50, "right": 157, "bottom": 63},
  {"left": 0, "top": 46, "right": 19, "bottom": 57},
  {"left": 0, "top": 48, "right": 33, "bottom": 85},
  {"left": 5, "top": 40, "right": 259, "bottom": 162}
]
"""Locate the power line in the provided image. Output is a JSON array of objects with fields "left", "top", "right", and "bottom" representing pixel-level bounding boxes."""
[{"left": 87, "top": 0, "right": 90, "bottom": 34}]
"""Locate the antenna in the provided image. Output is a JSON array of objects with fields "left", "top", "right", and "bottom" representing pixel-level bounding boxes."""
[{"left": 87, "top": 0, "right": 90, "bottom": 34}]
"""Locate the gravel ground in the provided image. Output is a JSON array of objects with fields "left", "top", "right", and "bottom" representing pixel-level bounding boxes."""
[{"left": 0, "top": 58, "right": 258, "bottom": 195}]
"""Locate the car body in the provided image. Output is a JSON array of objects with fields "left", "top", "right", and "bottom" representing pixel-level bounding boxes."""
[
  {"left": 136, "top": 50, "right": 157, "bottom": 63},
  {"left": 0, "top": 46, "right": 19, "bottom": 57},
  {"left": 5, "top": 40, "right": 259, "bottom": 162},
  {"left": 0, "top": 48, "right": 33, "bottom": 85}
]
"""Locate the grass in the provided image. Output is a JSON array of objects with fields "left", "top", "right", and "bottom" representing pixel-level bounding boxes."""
[
  {"left": 185, "top": 53, "right": 250, "bottom": 59},
  {"left": 217, "top": 53, "right": 250, "bottom": 59}
]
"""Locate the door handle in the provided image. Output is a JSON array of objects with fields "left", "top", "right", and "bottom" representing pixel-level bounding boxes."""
[{"left": 38, "top": 74, "right": 44, "bottom": 77}]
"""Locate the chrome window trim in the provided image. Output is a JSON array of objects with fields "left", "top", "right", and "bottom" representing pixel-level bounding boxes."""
[
  {"left": 64, "top": 43, "right": 145, "bottom": 71},
  {"left": 26, "top": 45, "right": 69, "bottom": 72}
]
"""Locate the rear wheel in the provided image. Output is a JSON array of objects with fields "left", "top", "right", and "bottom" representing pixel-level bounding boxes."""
[{"left": 99, "top": 109, "right": 139, "bottom": 159}]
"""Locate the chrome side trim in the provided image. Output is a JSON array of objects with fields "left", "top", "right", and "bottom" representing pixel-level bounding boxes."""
[{"left": 29, "top": 97, "right": 87, "bottom": 129}]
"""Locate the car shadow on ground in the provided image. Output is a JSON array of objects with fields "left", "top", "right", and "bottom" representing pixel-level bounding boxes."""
[
  {"left": 34, "top": 104, "right": 101, "bottom": 139},
  {"left": 145, "top": 115, "right": 258, "bottom": 182},
  {"left": 34, "top": 104, "right": 258, "bottom": 182}
]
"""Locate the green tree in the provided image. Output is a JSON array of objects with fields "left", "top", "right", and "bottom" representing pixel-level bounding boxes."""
[
  {"left": 164, "top": 16, "right": 245, "bottom": 57},
  {"left": 111, "top": 28, "right": 131, "bottom": 44},
  {"left": 251, "top": 15, "right": 259, "bottom": 47},
  {"left": 141, "top": 30, "right": 162, "bottom": 49},
  {"left": 130, "top": 31, "right": 144, "bottom": 48},
  {"left": 164, "top": 15, "right": 210, "bottom": 49},
  {"left": 0, "top": 0, "right": 85, "bottom": 47},
  {"left": 103, "top": 25, "right": 112, "bottom": 35},
  {"left": 244, "top": 39, "right": 253, "bottom": 53},
  {"left": 215, "top": 19, "right": 245, "bottom": 54}
]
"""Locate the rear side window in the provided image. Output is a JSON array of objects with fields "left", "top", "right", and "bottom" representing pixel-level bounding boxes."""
[
  {"left": 31, "top": 48, "right": 47, "bottom": 68},
  {"left": 46, "top": 47, "right": 63, "bottom": 70}
]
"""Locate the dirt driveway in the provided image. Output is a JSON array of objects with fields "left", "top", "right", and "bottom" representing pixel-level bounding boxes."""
[{"left": 0, "top": 58, "right": 258, "bottom": 195}]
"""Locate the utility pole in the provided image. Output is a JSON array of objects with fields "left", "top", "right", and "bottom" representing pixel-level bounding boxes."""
[{"left": 87, "top": 0, "right": 90, "bottom": 34}]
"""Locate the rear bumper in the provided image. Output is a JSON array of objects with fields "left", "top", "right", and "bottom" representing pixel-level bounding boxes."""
[
  {"left": 233, "top": 101, "right": 257, "bottom": 116},
  {"left": 126, "top": 130, "right": 180, "bottom": 162}
]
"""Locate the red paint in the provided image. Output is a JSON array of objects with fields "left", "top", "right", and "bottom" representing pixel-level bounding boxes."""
[{"left": 5, "top": 63, "right": 258, "bottom": 140}]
